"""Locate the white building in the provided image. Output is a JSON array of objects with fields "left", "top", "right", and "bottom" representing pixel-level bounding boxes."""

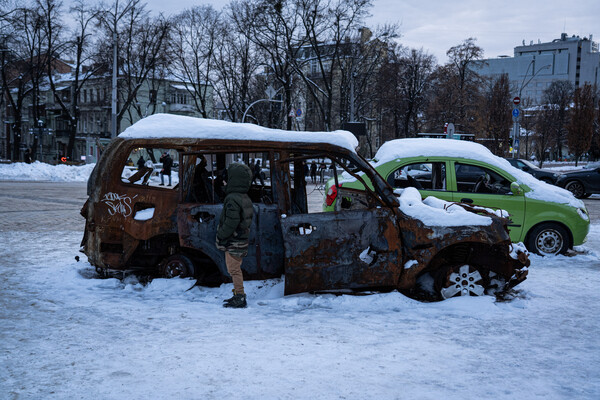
[{"left": 473, "top": 33, "right": 600, "bottom": 104}]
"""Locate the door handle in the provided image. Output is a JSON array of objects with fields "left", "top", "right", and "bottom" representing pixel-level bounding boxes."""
[{"left": 460, "top": 198, "right": 473, "bottom": 204}]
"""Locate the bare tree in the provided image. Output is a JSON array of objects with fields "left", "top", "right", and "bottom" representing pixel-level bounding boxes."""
[
  {"left": 395, "top": 47, "right": 435, "bottom": 138},
  {"left": 534, "top": 105, "right": 556, "bottom": 168},
  {"left": 44, "top": 0, "right": 103, "bottom": 160},
  {"left": 426, "top": 38, "right": 484, "bottom": 134},
  {"left": 213, "top": 4, "right": 261, "bottom": 122},
  {"left": 293, "top": 0, "right": 373, "bottom": 131},
  {"left": 541, "top": 80, "right": 573, "bottom": 160},
  {"left": 233, "top": 0, "right": 304, "bottom": 130},
  {"left": 477, "top": 73, "right": 512, "bottom": 156},
  {"left": 567, "top": 84, "right": 595, "bottom": 166},
  {"left": 170, "top": 5, "right": 220, "bottom": 119},
  {"left": 97, "top": 0, "right": 170, "bottom": 133},
  {"left": 1, "top": 2, "right": 49, "bottom": 161}
]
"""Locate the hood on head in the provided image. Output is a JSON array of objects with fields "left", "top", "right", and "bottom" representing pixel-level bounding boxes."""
[{"left": 226, "top": 162, "right": 252, "bottom": 194}]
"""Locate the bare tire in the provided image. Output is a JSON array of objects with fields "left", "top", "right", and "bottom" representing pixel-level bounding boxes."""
[
  {"left": 159, "top": 254, "right": 195, "bottom": 278},
  {"left": 526, "top": 223, "right": 570, "bottom": 256},
  {"left": 437, "top": 264, "right": 487, "bottom": 300},
  {"left": 565, "top": 181, "right": 586, "bottom": 198}
]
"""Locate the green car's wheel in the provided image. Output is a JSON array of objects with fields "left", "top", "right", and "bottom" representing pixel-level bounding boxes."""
[{"left": 526, "top": 223, "right": 570, "bottom": 256}]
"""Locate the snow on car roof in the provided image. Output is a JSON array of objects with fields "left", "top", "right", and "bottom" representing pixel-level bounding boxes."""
[
  {"left": 119, "top": 114, "right": 358, "bottom": 153},
  {"left": 373, "top": 138, "right": 584, "bottom": 209}
]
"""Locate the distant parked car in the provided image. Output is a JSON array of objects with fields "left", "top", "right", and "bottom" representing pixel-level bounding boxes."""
[
  {"left": 504, "top": 158, "right": 560, "bottom": 184},
  {"left": 556, "top": 162, "right": 600, "bottom": 198},
  {"left": 325, "top": 139, "right": 590, "bottom": 256}
]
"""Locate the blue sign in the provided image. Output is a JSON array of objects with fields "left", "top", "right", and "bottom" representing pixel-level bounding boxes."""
[
  {"left": 512, "top": 108, "right": 520, "bottom": 118},
  {"left": 514, "top": 139, "right": 520, "bottom": 149},
  {"left": 296, "top": 108, "right": 302, "bottom": 117}
]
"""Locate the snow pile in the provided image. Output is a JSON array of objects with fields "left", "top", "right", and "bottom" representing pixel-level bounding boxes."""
[
  {"left": 398, "top": 187, "right": 492, "bottom": 226},
  {"left": 0, "top": 161, "right": 95, "bottom": 182},
  {"left": 373, "top": 139, "right": 585, "bottom": 209},
  {"left": 119, "top": 113, "right": 359, "bottom": 153}
]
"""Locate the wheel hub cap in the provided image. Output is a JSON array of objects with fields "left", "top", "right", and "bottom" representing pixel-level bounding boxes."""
[
  {"left": 536, "top": 230, "right": 562, "bottom": 255},
  {"left": 441, "top": 265, "right": 485, "bottom": 299}
]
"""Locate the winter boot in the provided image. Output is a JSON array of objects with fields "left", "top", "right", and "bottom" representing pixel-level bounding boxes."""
[
  {"left": 223, "top": 289, "right": 236, "bottom": 303},
  {"left": 223, "top": 293, "right": 247, "bottom": 308}
]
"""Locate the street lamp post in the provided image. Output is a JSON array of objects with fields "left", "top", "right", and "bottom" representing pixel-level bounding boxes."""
[{"left": 242, "top": 86, "right": 283, "bottom": 125}]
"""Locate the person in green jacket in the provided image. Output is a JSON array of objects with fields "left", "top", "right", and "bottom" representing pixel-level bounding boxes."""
[{"left": 216, "top": 162, "right": 254, "bottom": 308}]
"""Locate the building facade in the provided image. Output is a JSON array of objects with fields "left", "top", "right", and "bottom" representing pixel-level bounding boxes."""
[
  {"left": 473, "top": 33, "right": 600, "bottom": 104},
  {"left": 1, "top": 66, "right": 212, "bottom": 164}
]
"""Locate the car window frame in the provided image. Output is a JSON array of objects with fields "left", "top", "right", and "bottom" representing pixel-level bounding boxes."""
[{"left": 451, "top": 160, "right": 517, "bottom": 195}]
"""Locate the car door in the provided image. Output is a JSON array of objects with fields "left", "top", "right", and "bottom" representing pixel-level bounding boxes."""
[
  {"left": 451, "top": 161, "right": 525, "bottom": 241},
  {"left": 277, "top": 154, "right": 403, "bottom": 295},
  {"left": 176, "top": 152, "right": 284, "bottom": 278},
  {"left": 280, "top": 207, "right": 402, "bottom": 295}
]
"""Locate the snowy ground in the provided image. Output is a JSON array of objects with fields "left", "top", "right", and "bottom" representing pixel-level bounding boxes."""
[{"left": 1, "top": 166, "right": 600, "bottom": 399}]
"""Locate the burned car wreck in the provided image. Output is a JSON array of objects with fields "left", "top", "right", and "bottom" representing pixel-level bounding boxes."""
[{"left": 81, "top": 114, "right": 529, "bottom": 301}]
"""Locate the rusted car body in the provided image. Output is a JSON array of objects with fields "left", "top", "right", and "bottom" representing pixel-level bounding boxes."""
[{"left": 81, "top": 114, "right": 528, "bottom": 300}]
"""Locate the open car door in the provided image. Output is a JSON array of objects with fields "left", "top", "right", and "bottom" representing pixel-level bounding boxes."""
[{"left": 280, "top": 207, "right": 402, "bottom": 295}]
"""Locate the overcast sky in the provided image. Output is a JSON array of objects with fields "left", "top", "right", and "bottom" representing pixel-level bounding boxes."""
[{"left": 97, "top": 0, "right": 600, "bottom": 63}]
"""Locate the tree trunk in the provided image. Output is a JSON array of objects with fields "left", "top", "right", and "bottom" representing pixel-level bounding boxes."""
[
  {"left": 67, "top": 124, "right": 77, "bottom": 161},
  {"left": 12, "top": 124, "right": 21, "bottom": 162}
]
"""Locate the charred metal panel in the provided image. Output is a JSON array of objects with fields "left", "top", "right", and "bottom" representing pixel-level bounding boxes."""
[
  {"left": 281, "top": 208, "right": 402, "bottom": 295},
  {"left": 177, "top": 203, "right": 284, "bottom": 279}
]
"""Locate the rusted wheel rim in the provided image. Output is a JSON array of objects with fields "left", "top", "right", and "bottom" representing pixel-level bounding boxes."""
[
  {"left": 164, "top": 260, "right": 186, "bottom": 278},
  {"left": 440, "top": 265, "right": 485, "bottom": 299},
  {"left": 535, "top": 229, "right": 563, "bottom": 255}
]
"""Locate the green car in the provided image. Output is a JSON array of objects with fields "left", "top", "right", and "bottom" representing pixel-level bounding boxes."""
[{"left": 324, "top": 138, "right": 590, "bottom": 256}]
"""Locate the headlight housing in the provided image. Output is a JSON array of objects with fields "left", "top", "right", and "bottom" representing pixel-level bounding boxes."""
[{"left": 577, "top": 208, "right": 589, "bottom": 221}]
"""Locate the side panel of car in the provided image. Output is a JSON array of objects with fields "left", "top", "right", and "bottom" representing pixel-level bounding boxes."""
[
  {"left": 280, "top": 208, "right": 402, "bottom": 295},
  {"left": 177, "top": 203, "right": 284, "bottom": 278}
]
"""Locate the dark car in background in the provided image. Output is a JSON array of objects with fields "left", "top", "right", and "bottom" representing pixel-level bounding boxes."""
[
  {"left": 504, "top": 158, "right": 560, "bottom": 184},
  {"left": 556, "top": 162, "right": 600, "bottom": 198}
]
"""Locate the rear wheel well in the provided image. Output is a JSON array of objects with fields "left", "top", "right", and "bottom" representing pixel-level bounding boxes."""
[{"left": 129, "top": 234, "right": 222, "bottom": 284}]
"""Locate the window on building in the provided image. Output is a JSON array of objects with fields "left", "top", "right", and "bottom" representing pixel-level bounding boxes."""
[
  {"left": 83, "top": 90, "right": 87, "bottom": 103},
  {"left": 170, "top": 91, "right": 187, "bottom": 105}
]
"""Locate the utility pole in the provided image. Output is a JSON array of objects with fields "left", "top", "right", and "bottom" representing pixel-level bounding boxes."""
[{"left": 110, "top": 1, "right": 119, "bottom": 138}]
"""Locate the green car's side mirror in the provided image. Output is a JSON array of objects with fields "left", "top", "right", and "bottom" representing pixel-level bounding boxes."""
[{"left": 511, "top": 182, "right": 523, "bottom": 195}]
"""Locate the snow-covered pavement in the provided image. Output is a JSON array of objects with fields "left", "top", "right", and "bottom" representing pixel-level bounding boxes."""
[{"left": 1, "top": 167, "right": 600, "bottom": 399}]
